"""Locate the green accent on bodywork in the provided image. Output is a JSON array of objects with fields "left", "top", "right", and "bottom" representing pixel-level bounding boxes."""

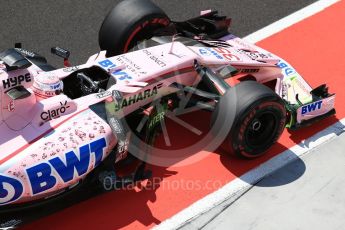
[
  {"left": 286, "top": 112, "right": 296, "bottom": 129},
  {"left": 285, "top": 76, "right": 312, "bottom": 104},
  {"left": 284, "top": 100, "right": 299, "bottom": 129},
  {"left": 288, "top": 75, "right": 297, "bottom": 81},
  {"left": 105, "top": 101, "right": 115, "bottom": 111},
  {"left": 148, "top": 103, "right": 168, "bottom": 130}
]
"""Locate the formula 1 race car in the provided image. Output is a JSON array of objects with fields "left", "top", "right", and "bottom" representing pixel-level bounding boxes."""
[{"left": 0, "top": 0, "right": 335, "bottom": 227}]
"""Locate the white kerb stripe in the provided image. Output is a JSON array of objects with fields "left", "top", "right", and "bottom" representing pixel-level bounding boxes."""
[{"left": 244, "top": 0, "right": 340, "bottom": 44}]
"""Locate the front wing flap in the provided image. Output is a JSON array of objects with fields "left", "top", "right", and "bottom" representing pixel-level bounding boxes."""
[{"left": 284, "top": 82, "right": 336, "bottom": 130}]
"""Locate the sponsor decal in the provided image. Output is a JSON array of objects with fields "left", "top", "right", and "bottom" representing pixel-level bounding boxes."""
[
  {"left": 116, "top": 56, "right": 141, "bottom": 70},
  {"left": 112, "top": 90, "right": 123, "bottom": 102},
  {"left": 0, "top": 139, "right": 107, "bottom": 204},
  {"left": 0, "top": 174, "right": 24, "bottom": 205},
  {"left": 290, "top": 76, "right": 310, "bottom": 96},
  {"left": 213, "top": 47, "right": 241, "bottom": 62},
  {"left": 301, "top": 101, "right": 323, "bottom": 115},
  {"left": 237, "top": 49, "right": 271, "bottom": 60},
  {"left": 62, "top": 66, "right": 79, "bottom": 72},
  {"left": 116, "top": 56, "right": 145, "bottom": 77},
  {"left": 148, "top": 111, "right": 165, "bottom": 129},
  {"left": 16, "top": 48, "right": 35, "bottom": 58},
  {"left": 198, "top": 48, "right": 223, "bottom": 60},
  {"left": 3, "top": 101, "right": 15, "bottom": 112},
  {"left": 40, "top": 101, "right": 70, "bottom": 121},
  {"left": 150, "top": 17, "right": 170, "bottom": 26},
  {"left": 25, "top": 138, "right": 107, "bottom": 195},
  {"left": 142, "top": 50, "right": 167, "bottom": 67},
  {"left": 228, "top": 37, "right": 253, "bottom": 50},
  {"left": 116, "top": 137, "right": 130, "bottom": 157},
  {"left": 50, "top": 82, "right": 62, "bottom": 90},
  {"left": 277, "top": 61, "right": 296, "bottom": 76},
  {"left": 114, "top": 83, "right": 163, "bottom": 112},
  {"left": 108, "top": 117, "right": 130, "bottom": 160},
  {"left": 0, "top": 219, "right": 22, "bottom": 229},
  {"left": 238, "top": 68, "right": 259, "bottom": 73},
  {"left": 34, "top": 89, "right": 56, "bottom": 98},
  {"left": 281, "top": 82, "right": 288, "bottom": 100},
  {"left": 109, "top": 117, "right": 124, "bottom": 134},
  {"left": 95, "top": 90, "right": 112, "bottom": 99},
  {"left": 98, "top": 59, "right": 132, "bottom": 80},
  {"left": 2, "top": 73, "right": 31, "bottom": 89}
]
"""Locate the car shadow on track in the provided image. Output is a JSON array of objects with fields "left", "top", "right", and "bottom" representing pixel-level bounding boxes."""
[
  {"left": 219, "top": 116, "right": 341, "bottom": 188},
  {"left": 219, "top": 142, "right": 306, "bottom": 188},
  {"left": 21, "top": 167, "right": 177, "bottom": 230},
  {"left": 287, "top": 116, "right": 343, "bottom": 147}
]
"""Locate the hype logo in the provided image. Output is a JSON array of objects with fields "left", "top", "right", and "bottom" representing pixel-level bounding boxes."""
[{"left": 0, "top": 174, "right": 24, "bottom": 205}]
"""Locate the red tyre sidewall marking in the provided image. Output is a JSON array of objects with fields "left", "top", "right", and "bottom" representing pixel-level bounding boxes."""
[
  {"left": 123, "top": 18, "right": 170, "bottom": 52},
  {"left": 237, "top": 101, "right": 286, "bottom": 158}
]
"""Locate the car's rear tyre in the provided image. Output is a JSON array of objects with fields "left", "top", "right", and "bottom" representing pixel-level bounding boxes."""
[
  {"left": 99, "top": 0, "right": 170, "bottom": 57},
  {"left": 212, "top": 81, "right": 286, "bottom": 158}
]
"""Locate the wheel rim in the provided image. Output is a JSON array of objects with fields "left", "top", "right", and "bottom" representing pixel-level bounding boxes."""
[{"left": 244, "top": 111, "right": 279, "bottom": 151}]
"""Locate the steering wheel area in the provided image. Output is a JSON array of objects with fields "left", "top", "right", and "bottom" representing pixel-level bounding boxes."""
[
  {"left": 77, "top": 72, "right": 100, "bottom": 95},
  {"left": 62, "top": 66, "right": 113, "bottom": 99}
]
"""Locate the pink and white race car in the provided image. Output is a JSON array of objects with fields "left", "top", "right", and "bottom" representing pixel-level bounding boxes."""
[{"left": 0, "top": 0, "right": 335, "bottom": 226}]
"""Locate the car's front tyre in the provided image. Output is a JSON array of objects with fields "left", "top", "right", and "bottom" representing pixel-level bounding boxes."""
[{"left": 212, "top": 81, "right": 286, "bottom": 158}]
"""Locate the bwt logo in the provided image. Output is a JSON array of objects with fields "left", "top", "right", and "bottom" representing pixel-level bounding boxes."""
[
  {"left": 301, "top": 101, "right": 323, "bottom": 115},
  {"left": 277, "top": 62, "right": 296, "bottom": 76},
  {"left": 0, "top": 174, "right": 24, "bottom": 205},
  {"left": 0, "top": 138, "right": 107, "bottom": 205},
  {"left": 26, "top": 138, "right": 107, "bottom": 195},
  {"left": 98, "top": 59, "right": 132, "bottom": 81}
]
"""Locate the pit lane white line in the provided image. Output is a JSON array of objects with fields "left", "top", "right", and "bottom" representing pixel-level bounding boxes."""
[
  {"left": 154, "top": 0, "right": 341, "bottom": 229},
  {"left": 244, "top": 0, "right": 340, "bottom": 44}
]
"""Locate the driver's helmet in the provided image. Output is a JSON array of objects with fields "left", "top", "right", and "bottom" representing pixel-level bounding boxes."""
[{"left": 32, "top": 74, "right": 63, "bottom": 99}]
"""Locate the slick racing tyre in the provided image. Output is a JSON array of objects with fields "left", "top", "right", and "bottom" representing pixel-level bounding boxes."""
[
  {"left": 99, "top": 0, "right": 170, "bottom": 57},
  {"left": 212, "top": 81, "right": 286, "bottom": 158}
]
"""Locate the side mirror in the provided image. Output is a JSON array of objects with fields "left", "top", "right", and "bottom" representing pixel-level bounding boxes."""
[
  {"left": 51, "top": 47, "right": 70, "bottom": 59},
  {"left": 51, "top": 47, "right": 71, "bottom": 67}
]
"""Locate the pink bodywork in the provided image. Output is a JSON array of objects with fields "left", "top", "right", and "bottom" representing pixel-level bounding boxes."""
[{"left": 0, "top": 35, "right": 335, "bottom": 205}]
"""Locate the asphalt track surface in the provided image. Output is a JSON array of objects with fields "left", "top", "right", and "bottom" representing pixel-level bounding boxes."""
[
  {"left": 1, "top": 0, "right": 330, "bottom": 229},
  {"left": 0, "top": 0, "right": 316, "bottom": 67}
]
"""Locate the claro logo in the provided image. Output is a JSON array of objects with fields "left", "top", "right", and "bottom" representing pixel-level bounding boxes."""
[
  {"left": 40, "top": 101, "right": 70, "bottom": 121},
  {"left": 0, "top": 174, "right": 24, "bottom": 205}
]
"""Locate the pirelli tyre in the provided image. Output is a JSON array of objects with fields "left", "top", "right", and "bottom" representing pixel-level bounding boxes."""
[
  {"left": 99, "top": 0, "right": 170, "bottom": 57},
  {"left": 212, "top": 81, "right": 286, "bottom": 158}
]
